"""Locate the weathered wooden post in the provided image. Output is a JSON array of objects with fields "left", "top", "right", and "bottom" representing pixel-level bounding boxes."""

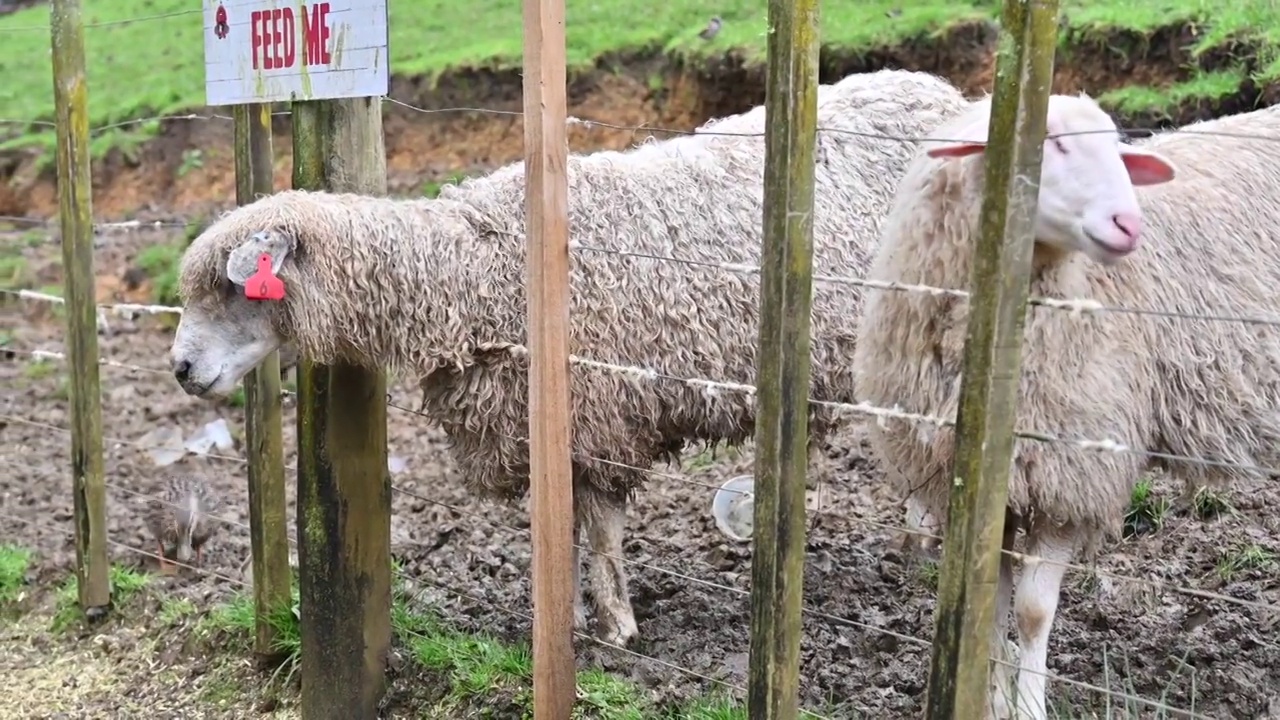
[
  {"left": 521, "top": 0, "right": 577, "bottom": 714},
  {"left": 745, "top": 0, "right": 820, "bottom": 716},
  {"left": 49, "top": 0, "right": 110, "bottom": 620},
  {"left": 204, "top": 1, "right": 392, "bottom": 716},
  {"left": 231, "top": 101, "right": 292, "bottom": 664},
  {"left": 924, "top": 0, "right": 1060, "bottom": 717}
]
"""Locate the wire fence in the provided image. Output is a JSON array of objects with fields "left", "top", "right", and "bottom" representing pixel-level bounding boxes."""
[
  {"left": 6, "top": 277, "right": 1278, "bottom": 718},
  {"left": 3, "top": 3, "right": 1280, "bottom": 719}
]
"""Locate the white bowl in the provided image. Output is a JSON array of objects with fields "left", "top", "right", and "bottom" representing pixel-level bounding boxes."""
[{"left": 711, "top": 474, "right": 755, "bottom": 542}]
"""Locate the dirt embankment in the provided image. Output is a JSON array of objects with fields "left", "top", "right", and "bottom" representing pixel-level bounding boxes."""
[{"left": 0, "top": 20, "right": 1273, "bottom": 221}]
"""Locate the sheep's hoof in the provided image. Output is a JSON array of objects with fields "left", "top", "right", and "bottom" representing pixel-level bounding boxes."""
[{"left": 596, "top": 614, "right": 638, "bottom": 648}]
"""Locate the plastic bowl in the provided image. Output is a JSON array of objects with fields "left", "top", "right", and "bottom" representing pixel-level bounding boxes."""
[{"left": 711, "top": 474, "right": 755, "bottom": 542}]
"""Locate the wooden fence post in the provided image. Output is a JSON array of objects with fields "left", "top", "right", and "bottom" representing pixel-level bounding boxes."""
[
  {"left": 292, "top": 97, "right": 392, "bottom": 719},
  {"left": 923, "top": 0, "right": 1060, "bottom": 717},
  {"left": 49, "top": 0, "right": 109, "bottom": 620},
  {"left": 746, "top": 0, "right": 820, "bottom": 717},
  {"left": 233, "top": 103, "right": 292, "bottom": 664},
  {"left": 521, "top": 0, "right": 576, "bottom": 715}
]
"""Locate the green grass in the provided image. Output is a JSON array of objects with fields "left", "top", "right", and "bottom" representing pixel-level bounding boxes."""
[
  {"left": 7, "top": 0, "right": 1277, "bottom": 155},
  {"left": 1214, "top": 543, "right": 1277, "bottom": 582},
  {"left": 50, "top": 564, "right": 151, "bottom": 632},
  {"left": 134, "top": 241, "right": 184, "bottom": 306},
  {"left": 0, "top": 254, "right": 31, "bottom": 290},
  {"left": 197, "top": 571, "right": 779, "bottom": 717},
  {"left": 1124, "top": 477, "right": 1171, "bottom": 538},
  {"left": 0, "top": 544, "right": 34, "bottom": 605}
]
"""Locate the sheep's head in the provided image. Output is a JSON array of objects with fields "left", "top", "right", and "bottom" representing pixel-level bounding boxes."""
[
  {"left": 169, "top": 227, "right": 295, "bottom": 398},
  {"left": 924, "top": 94, "right": 1178, "bottom": 264}
]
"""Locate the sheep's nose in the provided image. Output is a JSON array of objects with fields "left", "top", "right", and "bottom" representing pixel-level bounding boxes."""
[
  {"left": 173, "top": 359, "right": 192, "bottom": 382},
  {"left": 1112, "top": 212, "right": 1142, "bottom": 240}
]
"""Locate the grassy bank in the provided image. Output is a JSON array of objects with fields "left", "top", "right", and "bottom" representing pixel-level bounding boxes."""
[{"left": 1, "top": 0, "right": 1278, "bottom": 152}]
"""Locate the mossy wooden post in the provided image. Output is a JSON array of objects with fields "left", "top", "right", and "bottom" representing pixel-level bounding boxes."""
[
  {"left": 292, "top": 98, "right": 391, "bottom": 718},
  {"left": 233, "top": 103, "right": 292, "bottom": 664},
  {"left": 521, "top": 0, "right": 576, "bottom": 715},
  {"left": 746, "top": 0, "right": 820, "bottom": 716},
  {"left": 49, "top": 0, "right": 109, "bottom": 621},
  {"left": 924, "top": 1, "right": 1060, "bottom": 717}
]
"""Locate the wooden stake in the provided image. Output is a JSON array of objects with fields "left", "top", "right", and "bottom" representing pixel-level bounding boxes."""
[
  {"left": 292, "top": 98, "right": 392, "bottom": 719},
  {"left": 233, "top": 102, "right": 292, "bottom": 665},
  {"left": 746, "top": 0, "right": 820, "bottom": 716},
  {"left": 924, "top": 0, "right": 1060, "bottom": 717},
  {"left": 521, "top": 0, "right": 576, "bottom": 714},
  {"left": 49, "top": 0, "right": 109, "bottom": 620}
]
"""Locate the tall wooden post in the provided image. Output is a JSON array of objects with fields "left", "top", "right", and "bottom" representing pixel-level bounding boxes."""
[
  {"left": 746, "top": 0, "right": 820, "bottom": 717},
  {"left": 521, "top": 0, "right": 577, "bottom": 715},
  {"left": 292, "top": 98, "right": 392, "bottom": 718},
  {"left": 924, "top": 0, "right": 1060, "bottom": 717},
  {"left": 49, "top": 0, "right": 109, "bottom": 620},
  {"left": 233, "top": 103, "right": 292, "bottom": 664}
]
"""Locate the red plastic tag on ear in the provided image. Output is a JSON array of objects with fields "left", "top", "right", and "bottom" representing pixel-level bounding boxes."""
[{"left": 245, "top": 253, "right": 285, "bottom": 301}]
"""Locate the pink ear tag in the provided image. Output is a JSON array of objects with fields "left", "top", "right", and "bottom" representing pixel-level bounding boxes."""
[{"left": 244, "top": 253, "right": 285, "bottom": 301}]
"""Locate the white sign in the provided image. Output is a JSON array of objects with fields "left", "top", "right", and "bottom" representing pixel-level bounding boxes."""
[{"left": 203, "top": 0, "right": 389, "bottom": 106}]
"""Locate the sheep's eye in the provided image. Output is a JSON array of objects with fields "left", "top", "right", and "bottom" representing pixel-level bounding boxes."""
[{"left": 1052, "top": 137, "right": 1069, "bottom": 155}]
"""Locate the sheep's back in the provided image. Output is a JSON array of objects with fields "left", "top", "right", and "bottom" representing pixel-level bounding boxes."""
[{"left": 430, "top": 70, "right": 972, "bottom": 497}]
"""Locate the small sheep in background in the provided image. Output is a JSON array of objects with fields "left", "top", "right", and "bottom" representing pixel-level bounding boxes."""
[
  {"left": 853, "top": 94, "right": 1280, "bottom": 719},
  {"left": 167, "top": 69, "right": 973, "bottom": 647}
]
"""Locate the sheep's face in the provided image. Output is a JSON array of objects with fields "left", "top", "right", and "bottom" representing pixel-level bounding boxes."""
[
  {"left": 171, "top": 289, "right": 282, "bottom": 397},
  {"left": 169, "top": 229, "right": 293, "bottom": 398},
  {"left": 926, "top": 95, "right": 1178, "bottom": 264}
]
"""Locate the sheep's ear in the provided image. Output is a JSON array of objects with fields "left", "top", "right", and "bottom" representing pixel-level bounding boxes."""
[
  {"left": 226, "top": 230, "right": 294, "bottom": 286},
  {"left": 1119, "top": 145, "right": 1176, "bottom": 186}
]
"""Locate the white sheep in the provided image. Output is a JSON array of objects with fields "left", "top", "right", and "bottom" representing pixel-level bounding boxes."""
[
  {"left": 167, "top": 69, "right": 972, "bottom": 647},
  {"left": 853, "top": 93, "right": 1280, "bottom": 719}
]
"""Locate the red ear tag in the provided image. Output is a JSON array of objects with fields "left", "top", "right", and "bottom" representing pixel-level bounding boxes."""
[{"left": 244, "top": 253, "right": 285, "bottom": 301}]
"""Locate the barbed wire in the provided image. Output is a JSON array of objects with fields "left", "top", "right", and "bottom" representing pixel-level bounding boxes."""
[
  {"left": 0, "top": 9, "right": 203, "bottom": 34},
  {"left": 1, "top": 393, "right": 1262, "bottom": 717},
  {"left": 0, "top": 91, "right": 1276, "bottom": 160}
]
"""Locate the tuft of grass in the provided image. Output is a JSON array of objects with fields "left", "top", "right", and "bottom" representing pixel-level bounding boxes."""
[
  {"left": 0, "top": 544, "right": 34, "bottom": 605},
  {"left": 201, "top": 583, "right": 302, "bottom": 665},
  {"left": 224, "top": 386, "right": 247, "bottom": 409},
  {"left": 1215, "top": 543, "right": 1277, "bottom": 582},
  {"left": 0, "top": 254, "right": 31, "bottom": 290},
  {"left": 1123, "top": 477, "right": 1171, "bottom": 538},
  {"left": 51, "top": 564, "right": 150, "bottom": 632},
  {"left": 22, "top": 358, "right": 56, "bottom": 380},
  {"left": 158, "top": 596, "right": 198, "bottom": 625},
  {"left": 134, "top": 241, "right": 184, "bottom": 306},
  {"left": 422, "top": 171, "right": 471, "bottom": 198},
  {"left": 1190, "top": 486, "right": 1233, "bottom": 521}
]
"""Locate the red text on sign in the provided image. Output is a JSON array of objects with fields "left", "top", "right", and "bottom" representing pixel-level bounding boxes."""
[{"left": 250, "top": 3, "right": 332, "bottom": 71}]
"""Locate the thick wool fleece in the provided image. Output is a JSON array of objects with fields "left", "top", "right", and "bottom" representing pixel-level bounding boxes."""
[
  {"left": 178, "top": 69, "right": 973, "bottom": 503},
  {"left": 854, "top": 103, "right": 1280, "bottom": 544}
]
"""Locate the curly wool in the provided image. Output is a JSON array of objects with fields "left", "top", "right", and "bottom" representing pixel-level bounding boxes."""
[
  {"left": 854, "top": 103, "right": 1280, "bottom": 544},
  {"left": 179, "top": 69, "right": 972, "bottom": 502}
]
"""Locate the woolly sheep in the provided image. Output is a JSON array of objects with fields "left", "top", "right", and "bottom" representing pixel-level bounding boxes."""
[
  {"left": 167, "top": 69, "right": 972, "bottom": 648},
  {"left": 852, "top": 94, "right": 1280, "bottom": 719}
]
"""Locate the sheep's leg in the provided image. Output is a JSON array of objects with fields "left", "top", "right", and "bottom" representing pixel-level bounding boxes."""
[
  {"left": 1010, "top": 524, "right": 1075, "bottom": 720},
  {"left": 585, "top": 497, "right": 638, "bottom": 647},
  {"left": 987, "top": 517, "right": 1019, "bottom": 720},
  {"left": 572, "top": 523, "right": 588, "bottom": 632}
]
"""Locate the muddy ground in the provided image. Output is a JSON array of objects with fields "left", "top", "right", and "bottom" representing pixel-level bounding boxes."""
[
  {"left": 3, "top": 21, "right": 1280, "bottom": 720},
  {"left": 3, "top": 223, "right": 1280, "bottom": 719}
]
